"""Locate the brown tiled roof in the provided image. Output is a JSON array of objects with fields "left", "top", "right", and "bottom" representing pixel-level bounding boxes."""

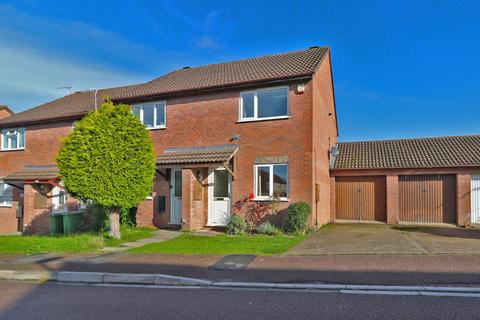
[
  {"left": 332, "top": 135, "right": 480, "bottom": 170},
  {"left": 157, "top": 145, "right": 238, "bottom": 166},
  {"left": 3, "top": 165, "right": 59, "bottom": 181},
  {"left": 0, "top": 85, "right": 139, "bottom": 127},
  {"left": 0, "top": 47, "right": 328, "bottom": 127},
  {"left": 124, "top": 46, "right": 329, "bottom": 99}
]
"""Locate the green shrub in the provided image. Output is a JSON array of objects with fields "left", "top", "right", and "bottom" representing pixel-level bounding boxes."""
[
  {"left": 226, "top": 216, "right": 249, "bottom": 235},
  {"left": 286, "top": 201, "right": 311, "bottom": 234},
  {"left": 120, "top": 207, "right": 137, "bottom": 227},
  {"left": 256, "top": 221, "right": 283, "bottom": 236}
]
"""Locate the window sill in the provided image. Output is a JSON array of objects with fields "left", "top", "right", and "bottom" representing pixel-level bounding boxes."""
[
  {"left": 236, "top": 116, "right": 291, "bottom": 123},
  {"left": 0, "top": 204, "right": 13, "bottom": 208},
  {"left": 0, "top": 148, "right": 25, "bottom": 152},
  {"left": 146, "top": 126, "right": 166, "bottom": 131},
  {"left": 252, "top": 198, "right": 290, "bottom": 202}
]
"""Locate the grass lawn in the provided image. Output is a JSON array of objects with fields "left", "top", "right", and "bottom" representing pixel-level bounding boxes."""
[
  {"left": 127, "top": 233, "right": 307, "bottom": 255},
  {"left": 0, "top": 226, "right": 154, "bottom": 254}
]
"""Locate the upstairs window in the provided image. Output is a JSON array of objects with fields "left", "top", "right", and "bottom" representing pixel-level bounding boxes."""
[
  {"left": 132, "top": 102, "right": 166, "bottom": 129},
  {"left": 0, "top": 181, "right": 13, "bottom": 207},
  {"left": 240, "top": 87, "right": 289, "bottom": 121},
  {"left": 1, "top": 128, "right": 25, "bottom": 151}
]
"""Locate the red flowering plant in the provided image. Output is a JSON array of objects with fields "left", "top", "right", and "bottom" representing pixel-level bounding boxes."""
[{"left": 231, "top": 192, "right": 281, "bottom": 230}]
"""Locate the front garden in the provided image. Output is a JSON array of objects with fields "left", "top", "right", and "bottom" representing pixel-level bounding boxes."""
[
  {"left": 0, "top": 226, "right": 154, "bottom": 254},
  {"left": 128, "top": 199, "right": 313, "bottom": 255},
  {"left": 128, "top": 233, "right": 306, "bottom": 255}
]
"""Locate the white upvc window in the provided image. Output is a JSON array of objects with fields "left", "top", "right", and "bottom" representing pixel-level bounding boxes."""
[
  {"left": 254, "top": 164, "right": 289, "bottom": 200},
  {"left": 1, "top": 128, "right": 26, "bottom": 151},
  {"left": 0, "top": 180, "right": 13, "bottom": 207},
  {"left": 132, "top": 101, "right": 166, "bottom": 129},
  {"left": 239, "top": 87, "right": 289, "bottom": 121}
]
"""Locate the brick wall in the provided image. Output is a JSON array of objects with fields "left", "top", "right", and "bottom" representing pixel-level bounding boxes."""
[{"left": 311, "top": 51, "right": 338, "bottom": 226}]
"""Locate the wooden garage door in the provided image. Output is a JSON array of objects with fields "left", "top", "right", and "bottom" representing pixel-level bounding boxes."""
[
  {"left": 399, "top": 175, "right": 456, "bottom": 223},
  {"left": 335, "top": 176, "right": 386, "bottom": 222}
]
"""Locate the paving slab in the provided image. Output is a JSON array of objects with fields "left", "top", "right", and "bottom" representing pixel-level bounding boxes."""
[
  {"left": 397, "top": 226, "right": 480, "bottom": 254},
  {"left": 288, "top": 224, "right": 426, "bottom": 255}
]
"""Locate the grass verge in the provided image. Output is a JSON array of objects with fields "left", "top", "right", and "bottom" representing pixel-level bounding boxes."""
[
  {"left": 127, "top": 233, "right": 306, "bottom": 255},
  {"left": 0, "top": 226, "right": 154, "bottom": 254}
]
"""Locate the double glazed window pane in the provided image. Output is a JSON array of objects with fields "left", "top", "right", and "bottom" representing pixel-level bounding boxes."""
[
  {"left": 143, "top": 104, "right": 155, "bottom": 128},
  {"left": 156, "top": 103, "right": 166, "bottom": 126},
  {"left": 257, "top": 166, "right": 270, "bottom": 197},
  {"left": 242, "top": 92, "right": 255, "bottom": 118},
  {"left": 174, "top": 171, "right": 182, "bottom": 197},
  {"left": 257, "top": 88, "right": 288, "bottom": 118},
  {"left": 273, "top": 165, "right": 288, "bottom": 198},
  {"left": 0, "top": 183, "right": 13, "bottom": 205},
  {"left": 213, "top": 170, "right": 228, "bottom": 198}
]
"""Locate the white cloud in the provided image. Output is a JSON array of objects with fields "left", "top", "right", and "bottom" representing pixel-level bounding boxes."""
[{"left": 0, "top": 4, "right": 197, "bottom": 111}]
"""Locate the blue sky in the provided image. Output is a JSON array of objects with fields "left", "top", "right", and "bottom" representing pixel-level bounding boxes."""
[{"left": 0, "top": 1, "right": 479, "bottom": 141}]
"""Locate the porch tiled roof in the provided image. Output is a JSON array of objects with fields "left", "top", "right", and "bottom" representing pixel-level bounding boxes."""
[
  {"left": 332, "top": 135, "right": 480, "bottom": 170},
  {"left": 157, "top": 145, "right": 238, "bottom": 166},
  {"left": 3, "top": 165, "right": 59, "bottom": 181}
]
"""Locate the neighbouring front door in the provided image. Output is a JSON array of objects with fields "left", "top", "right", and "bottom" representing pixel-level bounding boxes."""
[
  {"left": 170, "top": 169, "right": 182, "bottom": 224},
  {"left": 208, "top": 168, "right": 231, "bottom": 226}
]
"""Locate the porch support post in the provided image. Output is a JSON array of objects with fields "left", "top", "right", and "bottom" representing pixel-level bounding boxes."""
[
  {"left": 456, "top": 174, "right": 471, "bottom": 226},
  {"left": 181, "top": 168, "right": 206, "bottom": 230},
  {"left": 386, "top": 175, "right": 399, "bottom": 224}
]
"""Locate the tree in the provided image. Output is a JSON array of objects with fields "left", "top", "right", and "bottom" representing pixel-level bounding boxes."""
[{"left": 56, "top": 101, "right": 156, "bottom": 239}]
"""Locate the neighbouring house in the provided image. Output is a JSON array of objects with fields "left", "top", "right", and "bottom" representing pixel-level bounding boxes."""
[
  {"left": 0, "top": 46, "right": 338, "bottom": 233},
  {"left": 0, "top": 105, "right": 14, "bottom": 120},
  {"left": 0, "top": 46, "right": 479, "bottom": 235}
]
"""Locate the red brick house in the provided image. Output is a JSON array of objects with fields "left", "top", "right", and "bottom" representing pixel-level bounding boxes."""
[
  {"left": 0, "top": 46, "right": 338, "bottom": 233},
  {"left": 1, "top": 46, "right": 479, "bottom": 235}
]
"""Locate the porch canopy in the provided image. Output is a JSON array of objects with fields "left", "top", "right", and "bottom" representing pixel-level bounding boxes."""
[
  {"left": 3, "top": 165, "right": 60, "bottom": 187},
  {"left": 156, "top": 144, "right": 238, "bottom": 177}
]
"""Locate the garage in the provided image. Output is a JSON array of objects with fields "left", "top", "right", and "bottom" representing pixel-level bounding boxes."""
[
  {"left": 335, "top": 176, "right": 386, "bottom": 222},
  {"left": 472, "top": 175, "right": 480, "bottom": 224},
  {"left": 399, "top": 175, "right": 456, "bottom": 224}
]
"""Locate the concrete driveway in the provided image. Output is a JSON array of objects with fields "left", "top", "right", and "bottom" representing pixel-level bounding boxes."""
[{"left": 288, "top": 224, "right": 480, "bottom": 255}]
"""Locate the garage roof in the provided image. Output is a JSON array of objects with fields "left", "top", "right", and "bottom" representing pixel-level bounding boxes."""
[{"left": 332, "top": 135, "right": 480, "bottom": 170}]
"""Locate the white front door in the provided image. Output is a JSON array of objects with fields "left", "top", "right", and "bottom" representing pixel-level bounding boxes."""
[
  {"left": 472, "top": 175, "right": 480, "bottom": 224},
  {"left": 170, "top": 169, "right": 182, "bottom": 224},
  {"left": 208, "top": 168, "right": 232, "bottom": 226}
]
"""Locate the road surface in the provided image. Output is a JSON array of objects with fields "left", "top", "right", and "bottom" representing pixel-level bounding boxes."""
[{"left": 0, "top": 281, "right": 479, "bottom": 319}]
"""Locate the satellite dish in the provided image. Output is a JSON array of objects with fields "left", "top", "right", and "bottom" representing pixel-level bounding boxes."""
[{"left": 330, "top": 145, "right": 340, "bottom": 157}]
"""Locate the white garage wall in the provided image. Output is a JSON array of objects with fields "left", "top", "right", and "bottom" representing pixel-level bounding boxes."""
[{"left": 472, "top": 175, "right": 480, "bottom": 224}]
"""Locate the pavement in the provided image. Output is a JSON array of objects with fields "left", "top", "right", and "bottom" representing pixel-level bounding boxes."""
[
  {"left": 288, "top": 223, "right": 480, "bottom": 255},
  {"left": 1, "top": 224, "right": 480, "bottom": 287},
  {"left": 0, "top": 282, "right": 479, "bottom": 320},
  {"left": 101, "top": 229, "right": 180, "bottom": 252}
]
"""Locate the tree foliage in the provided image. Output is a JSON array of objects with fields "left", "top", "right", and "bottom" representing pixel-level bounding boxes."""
[{"left": 56, "top": 101, "right": 156, "bottom": 237}]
